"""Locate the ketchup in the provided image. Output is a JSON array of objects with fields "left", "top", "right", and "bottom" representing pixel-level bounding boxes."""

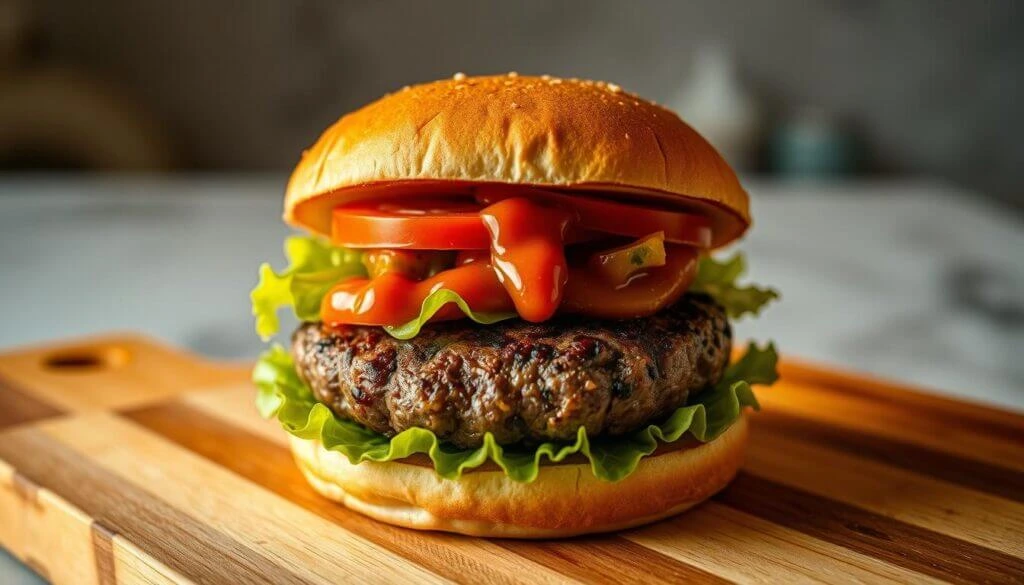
[
  {"left": 321, "top": 262, "right": 514, "bottom": 326},
  {"left": 319, "top": 194, "right": 704, "bottom": 329},
  {"left": 479, "top": 198, "right": 573, "bottom": 322}
]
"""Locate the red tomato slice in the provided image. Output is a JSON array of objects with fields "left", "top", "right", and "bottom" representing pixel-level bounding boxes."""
[
  {"left": 331, "top": 198, "right": 491, "bottom": 250},
  {"left": 332, "top": 197, "right": 600, "bottom": 250},
  {"left": 475, "top": 186, "right": 712, "bottom": 248}
]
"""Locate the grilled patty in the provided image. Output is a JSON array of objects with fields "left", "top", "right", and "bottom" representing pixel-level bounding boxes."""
[{"left": 291, "top": 294, "right": 731, "bottom": 449}]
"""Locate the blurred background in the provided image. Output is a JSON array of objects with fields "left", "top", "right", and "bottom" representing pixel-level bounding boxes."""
[
  {"left": 0, "top": 3, "right": 1022, "bottom": 579},
  {"left": 1, "top": 1, "right": 1022, "bottom": 396},
  {"left": 3, "top": 1, "right": 1022, "bottom": 199}
]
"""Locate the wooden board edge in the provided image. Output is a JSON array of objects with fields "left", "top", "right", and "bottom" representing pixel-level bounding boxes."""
[{"left": 0, "top": 457, "right": 191, "bottom": 585}]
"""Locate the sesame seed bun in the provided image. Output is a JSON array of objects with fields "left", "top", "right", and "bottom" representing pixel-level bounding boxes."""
[
  {"left": 289, "top": 415, "right": 748, "bottom": 538},
  {"left": 284, "top": 74, "right": 750, "bottom": 248}
]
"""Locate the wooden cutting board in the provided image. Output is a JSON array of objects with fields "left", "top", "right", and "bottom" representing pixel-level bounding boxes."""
[{"left": 0, "top": 334, "right": 1021, "bottom": 585}]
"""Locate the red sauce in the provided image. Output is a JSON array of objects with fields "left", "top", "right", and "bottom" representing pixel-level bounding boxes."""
[
  {"left": 479, "top": 198, "right": 573, "bottom": 322},
  {"left": 321, "top": 262, "right": 513, "bottom": 326},
  {"left": 320, "top": 195, "right": 706, "bottom": 328}
]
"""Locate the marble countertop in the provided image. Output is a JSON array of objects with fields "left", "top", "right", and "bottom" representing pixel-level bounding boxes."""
[{"left": 1, "top": 174, "right": 1023, "bottom": 581}]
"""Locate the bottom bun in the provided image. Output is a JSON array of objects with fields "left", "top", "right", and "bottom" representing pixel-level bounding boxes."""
[{"left": 290, "top": 414, "right": 748, "bottom": 538}]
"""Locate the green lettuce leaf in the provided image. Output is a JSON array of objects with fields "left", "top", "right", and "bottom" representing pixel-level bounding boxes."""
[
  {"left": 251, "top": 236, "right": 514, "bottom": 341},
  {"left": 251, "top": 236, "right": 366, "bottom": 340},
  {"left": 384, "top": 289, "right": 517, "bottom": 340},
  {"left": 691, "top": 252, "right": 779, "bottom": 319},
  {"left": 254, "top": 342, "right": 778, "bottom": 482}
]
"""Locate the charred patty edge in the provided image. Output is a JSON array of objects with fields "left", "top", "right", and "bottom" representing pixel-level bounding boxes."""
[{"left": 292, "top": 294, "right": 731, "bottom": 449}]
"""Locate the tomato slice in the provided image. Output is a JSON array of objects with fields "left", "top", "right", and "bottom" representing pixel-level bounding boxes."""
[
  {"left": 321, "top": 262, "right": 514, "bottom": 326},
  {"left": 332, "top": 192, "right": 677, "bottom": 251},
  {"left": 562, "top": 245, "right": 700, "bottom": 319},
  {"left": 332, "top": 198, "right": 491, "bottom": 250},
  {"left": 475, "top": 186, "right": 712, "bottom": 248}
]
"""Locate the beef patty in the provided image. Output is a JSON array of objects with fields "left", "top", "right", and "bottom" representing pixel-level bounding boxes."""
[{"left": 291, "top": 294, "right": 731, "bottom": 449}]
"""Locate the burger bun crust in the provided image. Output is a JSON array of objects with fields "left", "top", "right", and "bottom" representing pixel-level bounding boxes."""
[
  {"left": 285, "top": 74, "right": 750, "bottom": 248},
  {"left": 290, "top": 415, "right": 748, "bottom": 538}
]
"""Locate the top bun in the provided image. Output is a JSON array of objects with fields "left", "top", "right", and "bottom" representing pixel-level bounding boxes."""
[{"left": 285, "top": 74, "right": 750, "bottom": 247}]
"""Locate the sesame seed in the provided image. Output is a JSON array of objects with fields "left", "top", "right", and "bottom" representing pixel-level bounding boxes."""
[
  {"left": 401, "top": 85, "right": 411, "bottom": 91},
  {"left": 511, "top": 102, "right": 521, "bottom": 109},
  {"left": 507, "top": 71, "right": 519, "bottom": 78},
  {"left": 549, "top": 78, "right": 562, "bottom": 85},
  {"left": 540, "top": 74, "right": 551, "bottom": 80},
  {"left": 452, "top": 72, "right": 466, "bottom": 81},
  {"left": 607, "top": 82, "right": 622, "bottom": 93}
]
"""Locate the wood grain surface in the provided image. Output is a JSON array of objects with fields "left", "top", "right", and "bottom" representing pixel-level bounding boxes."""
[{"left": 0, "top": 334, "right": 1021, "bottom": 584}]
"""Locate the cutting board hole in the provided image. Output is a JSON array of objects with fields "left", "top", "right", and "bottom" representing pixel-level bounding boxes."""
[{"left": 43, "top": 346, "right": 130, "bottom": 372}]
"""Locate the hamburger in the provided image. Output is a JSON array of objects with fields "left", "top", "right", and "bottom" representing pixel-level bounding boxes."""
[{"left": 251, "top": 73, "right": 779, "bottom": 538}]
